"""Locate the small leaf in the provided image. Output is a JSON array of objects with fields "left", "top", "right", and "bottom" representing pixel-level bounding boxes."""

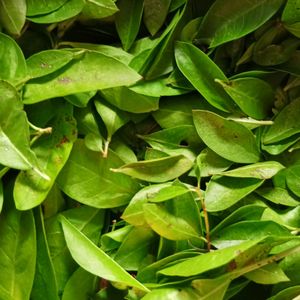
[
  {"left": 0, "top": 0, "right": 26, "bottom": 35},
  {"left": 219, "top": 161, "right": 284, "bottom": 179},
  {"left": 23, "top": 51, "right": 142, "bottom": 104},
  {"left": 175, "top": 42, "right": 235, "bottom": 112},
  {"left": 60, "top": 216, "right": 149, "bottom": 292},
  {"left": 197, "top": 0, "right": 284, "bottom": 47},
  {"left": 244, "top": 263, "right": 290, "bottom": 284},
  {"left": 193, "top": 110, "right": 261, "bottom": 163},
  {"left": 143, "top": 0, "right": 171, "bottom": 36},
  {"left": 143, "top": 203, "right": 199, "bottom": 240},
  {"left": 268, "top": 286, "right": 300, "bottom": 300},
  {"left": 57, "top": 139, "right": 140, "bottom": 208},
  {"left": 26, "top": 0, "right": 68, "bottom": 16},
  {"left": 111, "top": 155, "right": 194, "bottom": 183},
  {"left": 116, "top": 0, "right": 144, "bottom": 51},
  {"left": 80, "top": 0, "right": 118, "bottom": 19},
  {"left": 217, "top": 77, "right": 274, "bottom": 119},
  {"left": 263, "top": 98, "right": 300, "bottom": 144},
  {"left": 205, "top": 176, "right": 264, "bottom": 212},
  {"left": 28, "top": 0, "right": 85, "bottom": 23},
  {"left": 286, "top": 165, "right": 300, "bottom": 197}
]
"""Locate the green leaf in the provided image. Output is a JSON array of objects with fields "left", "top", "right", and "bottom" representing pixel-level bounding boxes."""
[
  {"left": 115, "top": 0, "right": 144, "bottom": 51},
  {"left": 205, "top": 176, "right": 264, "bottom": 212},
  {"left": 28, "top": 0, "right": 85, "bottom": 23},
  {"left": 192, "top": 277, "right": 231, "bottom": 300},
  {"left": 197, "top": 0, "right": 284, "bottom": 47},
  {"left": 143, "top": 0, "right": 171, "bottom": 36},
  {"left": 101, "top": 86, "right": 159, "bottom": 113},
  {"left": 94, "top": 97, "right": 129, "bottom": 141},
  {"left": 217, "top": 77, "right": 274, "bottom": 119},
  {"left": 0, "top": 0, "right": 26, "bottom": 35},
  {"left": 26, "top": 0, "right": 68, "bottom": 16},
  {"left": 141, "top": 288, "right": 200, "bottom": 300},
  {"left": 193, "top": 110, "right": 261, "bottom": 163},
  {"left": 26, "top": 49, "right": 74, "bottom": 79},
  {"left": 111, "top": 155, "right": 194, "bottom": 183},
  {"left": 31, "top": 208, "right": 59, "bottom": 300},
  {"left": 80, "top": 0, "right": 118, "bottom": 19},
  {"left": 256, "top": 187, "right": 300, "bottom": 207},
  {"left": 62, "top": 268, "right": 97, "bottom": 300},
  {"left": 60, "top": 216, "right": 150, "bottom": 292},
  {"left": 114, "top": 227, "right": 156, "bottom": 270},
  {"left": 175, "top": 42, "right": 235, "bottom": 112},
  {"left": 219, "top": 161, "right": 284, "bottom": 179},
  {"left": 282, "top": 0, "right": 300, "bottom": 23},
  {"left": 23, "top": 50, "right": 142, "bottom": 104},
  {"left": 197, "top": 148, "right": 232, "bottom": 177},
  {"left": 268, "top": 286, "right": 300, "bottom": 300},
  {"left": 0, "top": 191, "right": 36, "bottom": 300},
  {"left": 57, "top": 139, "right": 140, "bottom": 208},
  {"left": 263, "top": 98, "right": 300, "bottom": 144},
  {"left": 159, "top": 239, "right": 265, "bottom": 277},
  {"left": 0, "top": 81, "right": 44, "bottom": 174},
  {"left": 144, "top": 203, "right": 199, "bottom": 240},
  {"left": 286, "top": 165, "right": 300, "bottom": 197},
  {"left": 244, "top": 263, "right": 289, "bottom": 284},
  {"left": 14, "top": 102, "right": 77, "bottom": 210},
  {"left": 0, "top": 32, "right": 27, "bottom": 83},
  {"left": 0, "top": 180, "right": 2, "bottom": 213}
]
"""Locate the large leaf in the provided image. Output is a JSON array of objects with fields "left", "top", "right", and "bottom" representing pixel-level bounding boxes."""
[
  {"left": 111, "top": 155, "right": 194, "bottom": 183},
  {"left": 0, "top": 32, "right": 27, "bottom": 83},
  {"left": 217, "top": 77, "right": 275, "bottom": 119},
  {"left": 23, "top": 50, "right": 142, "bottom": 104},
  {"left": 0, "top": 0, "right": 26, "bottom": 35},
  {"left": 14, "top": 102, "right": 77, "bottom": 210},
  {"left": 0, "top": 81, "right": 44, "bottom": 174},
  {"left": 80, "top": 0, "right": 118, "bottom": 19},
  {"left": 193, "top": 110, "right": 261, "bottom": 163},
  {"left": 197, "top": 0, "right": 284, "bottom": 47},
  {"left": 31, "top": 208, "right": 59, "bottom": 300},
  {"left": 26, "top": 0, "right": 68, "bottom": 16},
  {"left": 205, "top": 176, "right": 264, "bottom": 212},
  {"left": 175, "top": 42, "right": 235, "bottom": 112},
  {"left": 57, "top": 139, "right": 140, "bottom": 208},
  {"left": 143, "top": 203, "right": 200, "bottom": 240},
  {"left": 0, "top": 190, "right": 36, "bottom": 300},
  {"left": 60, "top": 216, "right": 149, "bottom": 292},
  {"left": 115, "top": 0, "right": 144, "bottom": 51}
]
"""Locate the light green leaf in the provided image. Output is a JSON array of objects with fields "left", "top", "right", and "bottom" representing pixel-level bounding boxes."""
[
  {"left": 263, "top": 98, "right": 300, "bottom": 144},
  {"left": 65, "top": 91, "right": 97, "bottom": 107},
  {"left": 116, "top": 0, "right": 144, "bottom": 51},
  {"left": 26, "top": 0, "right": 68, "bottom": 16},
  {"left": 268, "top": 286, "right": 300, "bottom": 300},
  {"left": 26, "top": 49, "right": 74, "bottom": 79},
  {"left": 28, "top": 0, "right": 85, "bottom": 23},
  {"left": 62, "top": 268, "right": 97, "bottom": 300},
  {"left": 14, "top": 102, "right": 77, "bottom": 210},
  {"left": 60, "top": 216, "right": 149, "bottom": 292},
  {"left": 219, "top": 161, "right": 284, "bottom": 179},
  {"left": 193, "top": 110, "right": 261, "bottom": 163},
  {"left": 245, "top": 263, "right": 290, "bottom": 284},
  {"left": 0, "top": 81, "right": 43, "bottom": 173},
  {"left": 23, "top": 50, "right": 142, "bottom": 104},
  {"left": 159, "top": 239, "right": 265, "bottom": 277},
  {"left": 0, "top": 193, "right": 36, "bottom": 300},
  {"left": 94, "top": 97, "right": 129, "bottom": 141},
  {"left": 101, "top": 86, "right": 159, "bottom": 113},
  {"left": 256, "top": 187, "right": 300, "bottom": 207},
  {"left": 57, "top": 139, "right": 140, "bottom": 208},
  {"left": 0, "top": 0, "right": 26, "bottom": 35},
  {"left": 143, "top": 0, "right": 171, "bottom": 36},
  {"left": 143, "top": 203, "right": 199, "bottom": 240},
  {"left": 111, "top": 155, "right": 194, "bottom": 183},
  {"left": 80, "top": 0, "right": 118, "bottom": 19},
  {"left": 286, "top": 165, "right": 300, "bottom": 197},
  {"left": 175, "top": 42, "right": 235, "bottom": 112},
  {"left": 217, "top": 77, "right": 274, "bottom": 119},
  {"left": 0, "top": 33, "right": 27, "bottom": 83},
  {"left": 197, "top": 0, "right": 284, "bottom": 47},
  {"left": 0, "top": 180, "right": 2, "bottom": 213},
  {"left": 205, "top": 176, "right": 264, "bottom": 212},
  {"left": 31, "top": 208, "right": 59, "bottom": 300},
  {"left": 142, "top": 288, "right": 200, "bottom": 300}
]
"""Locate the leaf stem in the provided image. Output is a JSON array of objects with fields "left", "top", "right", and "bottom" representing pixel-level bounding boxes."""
[
  {"left": 194, "top": 186, "right": 211, "bottom": 251},
  {"left": 28, "top": 121, "right": 52, "bottom": 135},
  {"left": 102, "top": 139, "right": 110, "bottom": 158}
]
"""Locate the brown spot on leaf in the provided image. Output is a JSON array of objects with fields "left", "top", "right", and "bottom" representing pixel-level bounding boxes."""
[
  {"left": 56, "top": 135, "right": 69, "bottom": 147},
  {"left": 58, "top": 77, "right": 72, "bottom": 84}
]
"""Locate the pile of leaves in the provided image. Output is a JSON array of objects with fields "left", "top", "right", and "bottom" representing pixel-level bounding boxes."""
[{"left": 1, "top": 0, "right": 300, "bottom": 299}]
